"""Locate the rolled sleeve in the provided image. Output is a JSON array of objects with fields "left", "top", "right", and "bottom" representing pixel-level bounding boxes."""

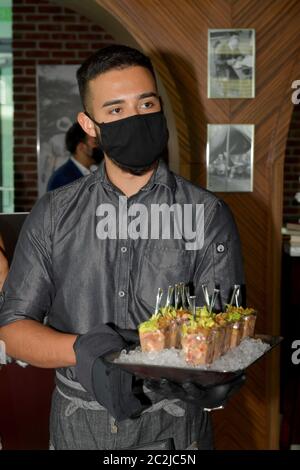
[
  {"left": 0, "top": 193, "right": 55, "bottom": 327},
  {"left": 194, "top": 200, "right": 245, "bottom": 311}
]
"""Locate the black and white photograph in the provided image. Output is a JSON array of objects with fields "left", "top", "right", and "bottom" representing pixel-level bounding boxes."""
[
  {"left": 208, "top": 29, "right": 255, "bottom": 98},
  {"left": 206, "top": 124, "right": 254, "bottom": 192},
  {"left": 36, "top": 65, "right": 81, "bottom": 196}
]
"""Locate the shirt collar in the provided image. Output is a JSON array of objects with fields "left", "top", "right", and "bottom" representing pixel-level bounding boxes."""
[
  {"left": 94, "top": 159, "right": 176, "bottom": 193},
  {"left": 70, "top": 157, "right": 91, "bottom": 176}
]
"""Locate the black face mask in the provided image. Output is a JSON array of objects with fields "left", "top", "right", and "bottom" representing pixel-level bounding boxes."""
[{"left": 85, "top": 111, "right": 169, "bottom": 173}]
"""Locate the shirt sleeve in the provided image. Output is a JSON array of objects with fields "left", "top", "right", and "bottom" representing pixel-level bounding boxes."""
[
  {"left": 0, "top": 192, "right": 55, "bottom": 327},
  {"left": 193, "top": 199, "right": 245, "bottom": 311}
]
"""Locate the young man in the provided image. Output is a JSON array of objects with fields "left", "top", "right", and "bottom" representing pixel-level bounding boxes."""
[
  {"left": 0, "top": 45, "right": 245, "bottom": 450},
  {"left": 47, "top": 122, "right": 103, "bottom": 191}
]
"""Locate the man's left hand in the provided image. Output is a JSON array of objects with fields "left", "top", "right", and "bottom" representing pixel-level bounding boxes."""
[{"left": 144, "top": 373, "right": 246, "bottom": 410}]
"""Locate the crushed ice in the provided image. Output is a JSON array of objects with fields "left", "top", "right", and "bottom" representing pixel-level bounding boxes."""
[{"left": 114, "top": 337, "right": 270, "bottom": 372}]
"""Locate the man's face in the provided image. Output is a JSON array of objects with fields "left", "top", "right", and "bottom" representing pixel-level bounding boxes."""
[{"left": 78, "top": 65, "right": 161, "bottom": 174}]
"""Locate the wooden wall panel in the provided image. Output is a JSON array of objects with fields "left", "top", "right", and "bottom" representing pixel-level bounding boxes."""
[{"left": 58, "top": 0, "right": 300, "bottom": 449}]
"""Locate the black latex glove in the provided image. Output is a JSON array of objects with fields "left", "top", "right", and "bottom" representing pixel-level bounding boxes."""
[
  {"left": 73, "top": 323, "right": 144, "bottom": 421},
  {"left": 106, "top": 323, "right": 139, "bottom": 348},
  {"left": 144, "top": 373, "right": 246, "bottom": 410}
]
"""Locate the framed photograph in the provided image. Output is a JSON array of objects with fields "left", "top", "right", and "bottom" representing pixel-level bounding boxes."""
[
  {"left": 208, "top": 29, "right": 255, "bottom": 98},
  {"left": 206, "top": 124, "right": 254, "bottom": 192},
  {"left": 36, "top": 65, "right": 81, "bottom": 196}
]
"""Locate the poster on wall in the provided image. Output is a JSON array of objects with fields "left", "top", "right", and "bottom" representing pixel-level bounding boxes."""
[
  {"left": 36, "top": 65, "right": 81, "bottom": 196},
  {"left": 208, "top": 29, "right": 255, "bottom": 99},
  {"left": 206, "top": 124, "right": 254, "bottom": 192}
]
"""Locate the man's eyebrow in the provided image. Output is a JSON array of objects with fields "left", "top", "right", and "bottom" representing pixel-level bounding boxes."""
[
  {"left": 102, "top": 92, "right": 158, "bottom": 108},
  {"left": 138, "top": 92, "right": 158, "bottom": 100},
  {"left": 102, "top": 98, "right": 125, "bottom": 108}
]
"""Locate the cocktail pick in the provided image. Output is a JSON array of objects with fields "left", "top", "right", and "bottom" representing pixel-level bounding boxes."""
[
  {"left": 185, "top": 286, "right": 191, "bottom": 308},
  {"left": 229, "top": 284, "right": 240, "bottom": 307},
  {"left": 234, "top": 285, "right": 240, "bottom": 307},
  {"left": 155, "top": 287, "right": 163, "bottom": 314},
  {"left": 202, "top": 284, "right": 210, "bottom": 309},
  {"left": 189, "top": 295, "right": 196, "bottom": 320},
  {"left": 180, "top": 282, "right": 189, "bottom": 309},
  {"left": 209, "top": 288, "right": 220, "bottom": 314},
  {"left": 165, "top": 285, "right": 174, "bottom": 308},
  {"left": 174, "top": 284, "right": 180, "bottom": 310}
]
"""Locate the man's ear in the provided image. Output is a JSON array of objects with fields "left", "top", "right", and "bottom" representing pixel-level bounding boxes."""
[{"left": 77, "top": 111, "right": 97, "bottom": 138}]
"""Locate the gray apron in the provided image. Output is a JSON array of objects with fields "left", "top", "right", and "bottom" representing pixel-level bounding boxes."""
[{"left": 49, "top": 372, "right": 213, "bottom": 450}]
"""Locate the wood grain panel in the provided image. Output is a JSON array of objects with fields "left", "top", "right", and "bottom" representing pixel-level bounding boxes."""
[{"left": 58, "top": 0, "right": 300, "bottom": 449}]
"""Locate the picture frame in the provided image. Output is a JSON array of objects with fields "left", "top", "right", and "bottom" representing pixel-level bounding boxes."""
[
  {"left": 36, "top": 65, "right": 81, "bottom": 196},
  {"left": 206, "top": 124, "right": 254, "bottom": 192},
  {"left": 208, "top": 29, "right": 255, "bottom": 99}
]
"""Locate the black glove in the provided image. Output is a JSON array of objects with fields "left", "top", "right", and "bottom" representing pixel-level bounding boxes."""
[
  {"left": 73, "top": 323, "right": 145, "bottom": 421},
  {"left": 143, "top": 373, "right": 246, "bottom": 410},
  {"left": 106, "top": 323, "right": 140, "bottom": 347}
]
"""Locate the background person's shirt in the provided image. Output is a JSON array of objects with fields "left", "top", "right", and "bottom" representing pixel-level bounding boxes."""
[
  {"left": 70, "top": 157, "right": 93, "bottom": 177},
  {"left": 47, "top": 158, "right": 84, "bottom": 191}
]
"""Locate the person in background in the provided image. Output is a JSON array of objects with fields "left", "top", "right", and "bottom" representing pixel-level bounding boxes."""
[
  {"left": 40, "top": 116, "right": 72, "bottom": 194},
  {"left": 0, "top": 235, "right": 8, "bottom": 290},
  {"left": 47, "top": 122, "right": 103, "bottom": 191}
]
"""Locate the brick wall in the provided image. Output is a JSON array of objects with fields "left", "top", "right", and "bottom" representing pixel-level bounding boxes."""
[
  {"left": 13, "top": 0, "right": 116, "bottom": 211},
  {"left": 283, "top": 105, "right": 300, "bottom": 224}
]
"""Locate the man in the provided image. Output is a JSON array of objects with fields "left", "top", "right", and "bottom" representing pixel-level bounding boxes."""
[
  {"left": 47, "top": 122, "right": 103, "bottom": 191},
  {"left": 0, "top": 45, "right": 245, "bottom": 450}
]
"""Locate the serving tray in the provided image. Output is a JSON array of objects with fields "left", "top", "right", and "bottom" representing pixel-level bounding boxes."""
[{"left": 108, "top": 334, "right": 283, "bottom": 387}]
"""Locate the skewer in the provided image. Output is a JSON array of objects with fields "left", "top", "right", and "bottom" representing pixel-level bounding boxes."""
[
  {"left": 234, "top": 285, "right": 240, "bottom": 307},
  {"left": 189, "top": 295, "right": 196, "bottom": 320},
  {"left": 202, "top": 284, "right": 210, "bottom": 308},
  {"left": 165, "top": 285, "right": 174, "bottom": 308},
  {"left": 209, "top": 288, "right": 220, "bottom": 314},
  {"left": 180, "top": 282, "right": 188, "bottom": 309},
  {"left": 155, "top": 287, "right": 163, "bottom": 315},
  {"left": 174, "top": 284, "right": 180, "bottom": 310},
  {"left": 229, "top": 284, "right": 240, "bottom": 307},
  {"left": 185, "top": 286, "right": 191, "bottom": 308}
]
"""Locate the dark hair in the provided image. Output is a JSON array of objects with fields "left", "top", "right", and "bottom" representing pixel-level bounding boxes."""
[
  {"left": 77, "top": 45, "right": 156, "bottom": 109},
  {"left": 65, "top": 122, "right": 87, "bottom": 155}
]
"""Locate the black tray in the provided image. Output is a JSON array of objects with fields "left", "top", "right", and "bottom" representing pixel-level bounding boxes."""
[{"left": 109, "top": 334, "right": 283, "bottom": 387}]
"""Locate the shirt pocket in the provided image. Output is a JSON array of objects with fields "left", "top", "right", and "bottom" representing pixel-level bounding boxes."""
[{"left": 136, "top": 246, "right": 192, "bottom": 311}]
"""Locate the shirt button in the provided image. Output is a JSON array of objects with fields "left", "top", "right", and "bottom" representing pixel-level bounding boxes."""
[
  {"left": 216, "top": 243, "right": 225, "bottom": 253},
  {"left": 121, "top": 246, "right": 127, "bottom": 253},
  {"left": 118, "top": 291, "right": 125, "bottom": 298}
]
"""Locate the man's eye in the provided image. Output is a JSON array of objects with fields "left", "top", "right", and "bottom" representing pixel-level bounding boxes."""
[
  {"left": 110, "top": 107, "right": 122, "bottom": 114},
  {"left": 141, "top": 101, "right": 154, "bottom": 109}
]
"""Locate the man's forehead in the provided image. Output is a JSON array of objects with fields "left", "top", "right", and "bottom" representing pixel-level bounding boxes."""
[{"left": 88, "top": 66, "right": 157, "bottom": 103}]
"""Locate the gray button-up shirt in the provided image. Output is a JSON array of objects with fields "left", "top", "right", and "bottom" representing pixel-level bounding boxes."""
[{"left": 0, "top": 159, "right": 244, "bottom": 334}]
